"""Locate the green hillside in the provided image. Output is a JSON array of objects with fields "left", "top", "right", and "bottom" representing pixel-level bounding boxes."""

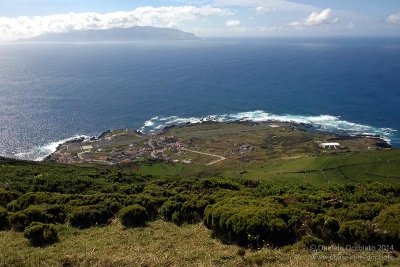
[{"left": 1, "top": 147, "right": 399, "bottom": 266}]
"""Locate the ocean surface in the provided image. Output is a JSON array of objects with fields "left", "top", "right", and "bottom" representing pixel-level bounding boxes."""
[{"left": 0, "top": 37, "right": 399, "bottom": 160}]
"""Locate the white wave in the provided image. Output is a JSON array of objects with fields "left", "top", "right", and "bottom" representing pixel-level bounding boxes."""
[
  {"left": 140, "top": 110, "right": 397, "bottom": 144},
  {"left": 14, "top": 135, "right": 90, "bottom": 161}
]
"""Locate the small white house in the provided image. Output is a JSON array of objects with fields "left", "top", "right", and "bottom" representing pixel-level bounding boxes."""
[{"left": 319, "top": 142, "right": 341, "bottom": 149}]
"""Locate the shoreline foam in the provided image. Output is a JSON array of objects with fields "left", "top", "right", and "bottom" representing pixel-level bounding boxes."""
[
  {"left": 14, "top": 135, "right": 90, "bottom": 162},
  {"left": 140, "top": 111, "right": 397, "bottom": 143}
]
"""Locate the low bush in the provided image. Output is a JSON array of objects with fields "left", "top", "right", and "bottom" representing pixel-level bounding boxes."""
[
  {"left": 119, "top": 204, "right": 148, "bottom": 227},
  {"left": 0, "top": 207, "right": 10, "bottom": 230},
  {"left": 160, "top": 200, "right": 182, "bottom": 222},
  {"left": 126, "top": 193, "right": 165, "bottom": 219},
  {"left": 347, "top": 203, "right": 385, "bottom": 221},
  {"left": 0, "top": 188, "right": 20, "bottom": 207},
  {"left": 310, "top": 215, "right": 340, "bottom": 242},
  {"left": 197, "top": 178, "right": 241, "bottom": 191},
  {"left": 373, "top": 203, "right": 400, "bottom": 247},
  {"left": 338, "top": 220, "right": 378, "bottom": 244},
  {"left": 68, "top": 204, "right": 112, "bottom": 228},
  {"left": 204, "top": 196, "right": 298, "bottom": 247},
  {"left": 9, "top": 204, "right": 66, "bottom": 231},
  {"left": 6, "top": 192, "right": 70, "bottom": 212},
  {"left": 298, "top": 235, "right": 324, "bottom": 249},
  {"left": 23, "top": 222, "right": 58, "bottom": 246}
]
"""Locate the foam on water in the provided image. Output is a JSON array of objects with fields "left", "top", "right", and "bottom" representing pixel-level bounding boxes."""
[
  {"left": 140, "top": 110, "right": 397, "bottom": 143},
  {"left": 14, "top": 135, "right": 90, "bottom": 161}
]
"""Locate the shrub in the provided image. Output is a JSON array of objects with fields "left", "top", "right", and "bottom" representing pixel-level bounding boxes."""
[
  {"left": 0, "top": 189, "right": 20, "bottom": 207},
  {"left": 23, "top": 222, "right": 58, "bottom": 246},
  {"left": 119, "top": 204, "right": 148, "bottom": 227},
  {"left": 67, "top": 193, "right": 125, "bottom": 207},
  {"left": 180, "top": 197, "right": 210, "bottom": 224},
  {"left": 204, "top": 196, "right": 298, "bottom": 247},
  {"left": 237, "top": 248, "right": 246, "bottom": 257},
  {"left": 9, "top": 211, "right": 27, "bottom": 231},
  {"left": 7, "top": 192, "right": 54, "bottom": 212},
  {"left": 281, "top": 207, "right": 313, "bottom": 240},
  {"left": 68, "top": 205, "right": 111, "bottom": 229},
  {"left": 310, "top": 215, "right": 340, "bottom": 242},
  {"left": 0, "top": 207, "right": 10, "bottom": 230},
  {"left": 338, "top": 220, "right": 378, "bottom": 244},
  {"left": 126, "top": 193, "right": 165, "bottom": 219},
  {"left": 197, "top": 178, "right": 241, "bottom": 191},
  {"left": 9, "top": 205, "right": 66, "bottom": 231},
  {"left": 120, "top": 184, "right": 144, "bottom": 194},
  {"left": 372, "top": 203, "right": 400, "bottom": 247},
  {"left": 298, "top": 235, "right": 324, "bottom": 249},
  {"left": 347, "top": 203, "right": 385, "bottom": 221},
  {"left": 160, "top": 195, "right": 212, "bottom": 225},
  {"left": 160, "top": 200, "right": 182, "bottom": 221},
  {"left": 171, "top": 211, "right": 184, "bottom": 225}
]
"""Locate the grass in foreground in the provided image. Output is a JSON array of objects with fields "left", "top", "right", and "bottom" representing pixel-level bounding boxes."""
[{"left": 1, "top": 220, "right": 398, "bottom": 267}]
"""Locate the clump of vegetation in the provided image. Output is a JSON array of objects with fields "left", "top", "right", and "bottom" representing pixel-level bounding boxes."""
[
  {"left": 204, "top": 196, "right": 300, "bottom": 247},
  {"left": 310, "top": 215, "right": 339, "bottom": 242},
  {"left": 0, "top": 188, "right": 20, "bottom": 207},
  {"left": 373, "top": 203, "right": 400, "bottom": 247},
  {"left": 237, "top": 248, "right": 246, "bottom": 257},
  {"left": 68, "top": 205, "right": 112, "bottom": 229},
  {"left": 298, "top": 235, "right": 324, "bottom": 249},
  {"left": 338, "top": 220, "right": 377, "bottom": 244},
  {"left": 160, "top": 195, "right": 211, "bottom": 225},
  {"left": 23, "top": 222, "right": 58, "bottom": 246},
  {"left": 119, "top": 204, "right": 149, "bottom": 227},
  {"left": 0, "top": 207, "right": 10, "bottom": 230},
  {"left": 160, "top": 200, "right": 182, "bottom": 223},
  {"left": 9, "top": 204, "right": 66, "bottom": 231}
]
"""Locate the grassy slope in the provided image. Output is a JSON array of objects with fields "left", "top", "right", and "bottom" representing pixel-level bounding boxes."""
[
  {"left": 1, "top": 149, "right": 400, "bottom": 266},
  {"left": 1, "top": 220, "right": 398, "bottom": 267}
]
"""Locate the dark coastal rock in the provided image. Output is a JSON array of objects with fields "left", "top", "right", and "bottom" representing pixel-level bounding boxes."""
[
  {"left": 98, "top": 130, "right": 111, "bottom": 139},
  {"left": 162, "top": 125, "right": 178, "bottom": 132},
  {"left": 375, "top": 139, "right": 392, "bottom": 149},
  {"left": 63, "top": 137, "right": 85, "bottom": 145}
]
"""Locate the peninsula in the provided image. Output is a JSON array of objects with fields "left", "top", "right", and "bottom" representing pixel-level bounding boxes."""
[{"left": 48, "top": 121, "right": 391, "bottom": 167}]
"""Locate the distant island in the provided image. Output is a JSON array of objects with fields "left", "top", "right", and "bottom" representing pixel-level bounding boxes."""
[{"left": 17, "top": 26, "right": 200, "bottom": 42}]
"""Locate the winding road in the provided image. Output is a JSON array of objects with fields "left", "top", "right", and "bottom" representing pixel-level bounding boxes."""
[{"left": 181, "top": 148, "right": 226, "bottom": 165}]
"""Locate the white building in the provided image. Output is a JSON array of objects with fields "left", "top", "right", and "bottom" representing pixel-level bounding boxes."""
[{"left": 319, "top": 142, "right": 341, "bottom": 149}]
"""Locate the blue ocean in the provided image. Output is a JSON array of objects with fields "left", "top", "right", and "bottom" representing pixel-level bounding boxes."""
[{"left": 0, "top": 38, "right": 399, "bottom": 160}]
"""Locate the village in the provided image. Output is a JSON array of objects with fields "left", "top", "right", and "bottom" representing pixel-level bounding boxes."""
[
  {"left": 49, "top": 129, "right": 228, "bottom": 166},
  {"left": 48, "top": 122, "right": 391, "bottom": 166}
]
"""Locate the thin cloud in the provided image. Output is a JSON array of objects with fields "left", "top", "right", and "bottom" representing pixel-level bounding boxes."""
[
  {"left": 256, "top": 6, "right": 269, "bottom": 15},
  {"left": 0, "top": 6, "right": 231, "bottom": 41},
  {"left": 387, "top": 12, "right": 400, "bottom": 25},
  {"left": 225, "top": 19, "right": 246, "bottom": 32},
  {"left": 225, "top": 19, "right": 241, "bottom": 27},
  {"left": 290, "top": 8, "right": 339, "bottom": 27},
  {"left": 214, "top": 0, "right": 314, "bottom": 12}
]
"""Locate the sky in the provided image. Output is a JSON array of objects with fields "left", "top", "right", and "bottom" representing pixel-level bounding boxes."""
[{"left": 0, "top": 0, "right": 400, "bottom": 41}]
